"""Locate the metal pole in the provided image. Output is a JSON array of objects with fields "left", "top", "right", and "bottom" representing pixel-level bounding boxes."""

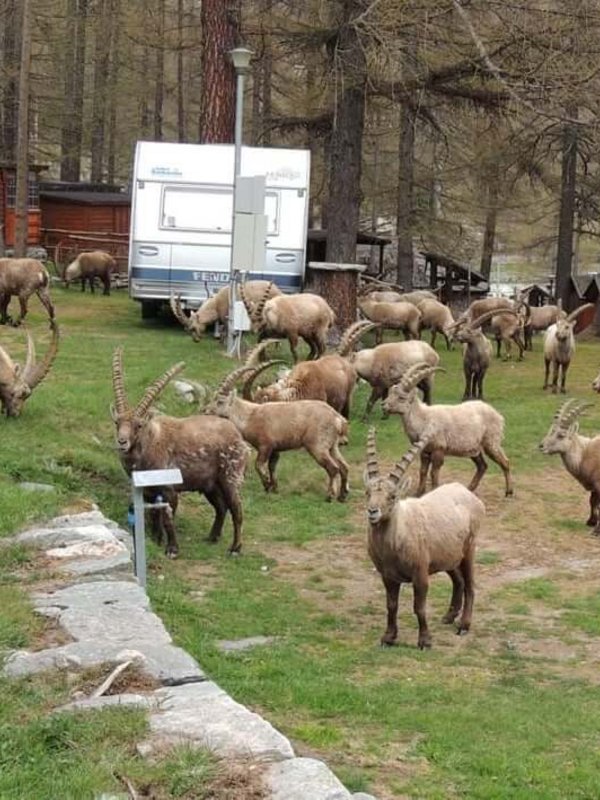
[
  {"left": 227, "top": 70, "right": 246, "bottom": 354},
  {"left": 132, "top": 487, "right": 147, "bottom": 588}
]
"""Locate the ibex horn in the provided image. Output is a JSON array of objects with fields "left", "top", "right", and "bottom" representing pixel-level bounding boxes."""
[
  {"left": 24, "top": 320, "right": 60, "bottom": 390},
  {"left": 567, "top": 302, "right": 595, "bottom": 323},
  {"left": 244, "top": 338, "right": 282, "bottom": 367},
  {"left": 252, "top": 282, "right": 274, "bottom": 325},
  {"left": 170, "top": 295, "right": 192, "bottom": 331},
  {"left": 213, "top": 364, "right": 257, "bottom": 399},
  {"left": 399, "top": 362, "right": 442, "bottom": 392},
  {"left": 469, "top": 307, "right": 517, "bottom": 330},
  {"left": 555, "top": 399, "right": 592, "bottom": 430},
  {"left": 134, "top": 361, "right": 186, "bottom": 419},
  {"left": 337, "top": 320, "right": 379, "bottom": 357},
  {"left": 111, "top": 347, "right": 130, "bottom": 416},
  {"left": 22, "top": 326, "right": 36, "bottom": 378},
  {"left": 242, "top": 359, "right": 287, "bottom": 400},
  {"left": 388, "top": 437, "right": 427, "bottom": 487},
  {"left": 365, "top": 427, "right": 379, "bottom": 482}
]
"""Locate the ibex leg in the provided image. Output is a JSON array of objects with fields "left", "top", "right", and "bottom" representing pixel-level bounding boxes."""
[
  {"left": 429, "top": 450, "right": 445, "bottom": 489},
  {"left": 267, "top": 451, "right": 280, "bottom": 492},
  {"left": 331, "top": 443, "right": 349, "bottom": 501},
  {"left": 484, "top": 444, "right": 513, "bottom": 496},
  {"left": 550, "top": 361, "right": 560, "bottom": 393},
  {"left": 457, "top": 548, "right": 475, "bottom": 634},
  {"left": 543, "top": 358, "right": 550, "bottom": 390},
  {"left": 381, "top": 577, "right": 401, "bottom": 646},
  {"left": 587, "top": 491, "right": 599, "bottom": 527},
  {"left": 256, "top": 448, "right": 275, "bottom": 492},
  {"left": 0, "top": 293, "right": 10, "bottom": 324},
  {"left": 559, "top": 363, "right": 568, "bottom": 394},
  {"left": 204, "top": 489, "right": 227, "bottom": 542},
  {"left": 161, "top": 490, "right": 179, "bottom": 557},
  {"left": 36, "top": 288, "right": 55, "bottom": 320},
  {"left": 362, "top": 385, "right": 383, "bottom": 420},
  {"left": 442, "top": 568, "right": 464, "bottom": 624},
  {"left": 311, "top": 449, "right": 341, "bottom": 501},
  {"left": 223, "top": 485, "right": 244, "bottom": 554},
  {"left": 468, "top": 453, "right": 487, "bottom": 492},
  {"left": 413, "top": 571, "right": 432, "bottom": 649},
  {"left": 417, "top": 452, "right": 431, "bottom": 496},
  {"left": 16, "top": 295, "right": 28, "bottom": 325}
]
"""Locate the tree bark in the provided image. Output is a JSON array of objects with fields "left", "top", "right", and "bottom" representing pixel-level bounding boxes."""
[
  {"left": 396, "top": 101, "right": 416, "bottom": 290},
  {"left": 90, "top": 0, "right": 110, "bottom": 182},
  {"left": 177, "top": 0, "right": 185, "bottom": 141},
  {"left": 199, "top": 0, "right": 240, "bottom": 143},
  {"left": 555, "top": 110, "right": 578, "bottom": 307},
  {"left": 325, "top": 2, "right": 367, "bottom": 264},
  {"left": 480, "top": 161, "right": 499, "bottom": 281},
  {"left": 154, "top": 0, "right": 165, "bottom": 142},
  {"left": 60, "top": 0, "right": 88, "bottom": 181},
  {"left": 1, "top": 0, "right": 19, "bottom": 163},
  {"left": 14, "top": 0, "right": 31, "bottom": 258},
  {"left": 106, "top": 0, "right": 120, "bottom": 183}
]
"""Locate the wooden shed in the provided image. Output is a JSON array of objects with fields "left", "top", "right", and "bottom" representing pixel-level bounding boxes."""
[
  {"left": 420, "top": 251, "right": 488, "bottom": 314},
  {"left": 39, "top": 182, "right": 130, "bottom": 270},
  {"left": 0, "top": 163, "right": 46, "bottom": 248}
]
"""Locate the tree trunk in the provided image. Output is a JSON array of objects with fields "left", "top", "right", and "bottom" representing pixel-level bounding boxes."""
[
  {"left": 199, "top": 0, "right": 239, "bottom": 143},
  {"left": 154, "top": 0, "right": 165, "bottom": 142},
  {"left": 90, "top": 0, "right": 110, "bottom": 182},
  {"left": 396, "top": 100, "right": 416, "bottom": 290},
  {"left": 106, "top": 0, "right": 120, "bottom": 183},
  {"left": 480, "top": 162, "right": 499, "bottom": 281},
  {"left": 60, "top": 0, "right": 88, "bottom": 181},
  {"left": 177, "top": 0, "right": 185, "bottom": 141},
  {"left": 139, "top": 43, "right": 151, "bottom": 137},
  {"left": 1, "top": 0, "right": 19, "bottom": 163},
  {"left": 556, "top": 111, "right": 578, "bottom": 307},
  {"left": 261, "top": 0, "right": 272, "bottom": 146},
  {"left": 325, "top": 3, "right": 367, "bottom": 264},
  {"left": 14, "top": 0, "right": 31, "bottom": 258}
]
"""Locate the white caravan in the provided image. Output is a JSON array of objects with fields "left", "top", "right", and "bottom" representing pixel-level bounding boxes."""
[{"left": 128, "top": 141, "right": 310, "bottom": 318}]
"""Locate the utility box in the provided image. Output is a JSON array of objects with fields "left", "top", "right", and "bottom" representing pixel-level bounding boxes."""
[{"left": 232, "top": 175, "right": 267, "bottom": 272}]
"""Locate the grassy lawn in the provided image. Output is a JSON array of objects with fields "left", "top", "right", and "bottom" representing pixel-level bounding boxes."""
[{"left": 3, "top": 288, "right": 600, "bottom": 798}]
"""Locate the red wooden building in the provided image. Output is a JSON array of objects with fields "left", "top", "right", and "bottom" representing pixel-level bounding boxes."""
[{"left": 0, "top": 164, "right": 46, "bottom": 247}]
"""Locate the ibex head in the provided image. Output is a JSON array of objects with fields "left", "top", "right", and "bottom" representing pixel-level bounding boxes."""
[
  {"left": 554, "top": 303, "right": 595, "bottom": 343},
  {"left": 170, "top": 295, "right": 208, "bottom": 342},
  {"left": 0, "top": 321, "right": 59, "bottom": 418},
  {"left": 110, "top": 348, "right": 185, "bottom": 453},
  {"left": 539, "top": 399, "right": 591, "bottom": 455},
  {"left": 383, "top": 362, "right": 443, "bottom": 415},
  {"left": 363, "top": 427, "right": 424, "bottom": 523}
]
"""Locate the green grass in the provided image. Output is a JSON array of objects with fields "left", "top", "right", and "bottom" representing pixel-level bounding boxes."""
[{"left": 3, "top": 289, "right": 600, "bottom": 797}]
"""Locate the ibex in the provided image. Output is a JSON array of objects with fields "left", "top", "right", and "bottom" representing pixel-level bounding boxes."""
[
  {"left": 64, "top": 251, "right": 117, "bottom": 295},
  {"left": 0, "top": 320, "right": 59, "bottom": 417},
  {"left": 543, "top": 304, "right": 595, "bottom": 393},
  {"left": 364, "top": 429, "right": 485, "bottom": 649},
  {"left": 540, "top": 399, "right": 600, "bottom": 534},
  {"left": 449, "top": 312, "right": 494, "bottom": 401},
  {"left": 111, "top": 350, "right": 248, "bottom": 556},
  {"left": 383, "top": 362, "right": 513, "bottom": 497},
  {"left": 0, "top": 258, "right": 54, "bottom": 325}
]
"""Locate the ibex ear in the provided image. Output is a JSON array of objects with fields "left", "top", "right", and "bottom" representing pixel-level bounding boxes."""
[
  {"left": 362, "top": 468, "right": 372, "bottom": 489},
  {"left": 109, "top": 403, "right": 118, "bottom": 422},
  {"left": 14, "top": 363, "right": 21, "bottom": 376},
  {"left": 398, "top": 476, "right": 413, "bottom": 497},
  {"left": 569, "top": 422, "right": 579, "bottom": 435}
]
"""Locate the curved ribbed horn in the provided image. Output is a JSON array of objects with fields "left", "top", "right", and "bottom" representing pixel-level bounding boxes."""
[
  {"left": 134, "top": 361, "right": 186, "bottom": 419},
  {"left": 111, "top": 347, "right": 130, "bottom": 416},
  {"left": 242, "top": 360, "right": 287, "bottom": 400},
  {"left": 22, "top": 326, "right": 35, "bottom": 378},
  {"left": 23, "top": 321, "right": 60, "bottom": 390},
  {"left": 238, "top": 282, "right": 253, "bottom": 319},
  {"left": 337, "top": 320, "right": 378, "bottom": 357},
  {"left": 555, "top": 399, "right": 592, "bottom": 430},
  {"left": 0, "top": 343, "right": 16, "bottom": 381},
  {"left": 251, "top": 282, "right": 273, "bottom": 325},
  {"left": 213, "top": 364, "right": 256, "bottom": 399},
  {"left": 470, "top": 308, "right": 517, "bottom": 330},
  {"left": 169, "top": 295, "right": 192, "bottom": 331},
  {"left": 399, "top": 362, "right": 442, "bottom": 392},
  {"left": 365, "top": 426, "right": 379, "bottom": 482},
  {"left": 388, "top": 437, "right": 427, "bottom": 487},
  {"left": 244, "top": 338, "right": 282, "bottom": 367}
]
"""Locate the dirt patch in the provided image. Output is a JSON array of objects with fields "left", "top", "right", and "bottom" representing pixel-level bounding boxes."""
[
  {"left": 70, "top": 662, "right": 161, "bottom": 698},
  {"left": 31, "top": 616, "right": 74, "bottom": 651}
]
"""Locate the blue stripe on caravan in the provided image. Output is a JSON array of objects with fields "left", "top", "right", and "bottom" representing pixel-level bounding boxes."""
[{"left": 130, "top": 267, "right": 302, "bottom": 289}]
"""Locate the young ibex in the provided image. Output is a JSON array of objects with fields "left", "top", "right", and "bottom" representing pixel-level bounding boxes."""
[
  {"left": 364, "top": 429, "right": 485, "bottom": 649},
  {"left": 0, "top": 258, "right": 55, "bottom": 325},
  {"left": 170, "top": 280, "right": 281, "bottom": 342},
  {"left": 241, "top": 283, "right": 335, "bottom": 361},
  {"left": 207, "top": 364, "right": 349, "bottom": 501},
  {"left": 111, "top": 350, "right": 247, "bottom": 556},
  {"left": 350, "top": 339, "right": 440, "bottom": 419},
  {"left": 250, "top": 321, "right": 377, "bottom": 418},
  {"left": 539, "top": 399, "right": 600, "bottom": 534},
  {"left": 450, "top": 312, "right": 494, "bottom": 401},
  {"left": 0, "top": 320, "right": 59, "bottom": 417},
  {"left": 543, "top": 304, "right": 595, "bottom": 394},
  {"left": 383, "top": 362, "right": 513, "bottom": 497},
  {"left": 64, "top": 251, "right": 117, "bottom": 295},
  {"left": 416, "top": 298, "right": 455, "bottom": 350},
  {"left": 488, "top": 303, "right": 528, "bottom": 360},
  {"left": 459, "top": 296, "right": 514, "bottom": 326},
  {"left": 358, "top": 295, "right": 421, "bottom": 344}
]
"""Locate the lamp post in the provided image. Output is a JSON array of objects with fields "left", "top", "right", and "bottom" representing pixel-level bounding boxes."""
[{"left": 227, "top": 46, "right": 253, "bottom": 355}]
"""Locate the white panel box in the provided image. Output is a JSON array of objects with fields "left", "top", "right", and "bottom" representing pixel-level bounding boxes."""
[{"left": 233, "top": 300, "right": 251, "bottom": 332}]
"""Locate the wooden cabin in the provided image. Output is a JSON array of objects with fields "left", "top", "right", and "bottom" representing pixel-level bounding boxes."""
[
  {"left": 0, "top": 164, "right": 46, "bottom": 248},
  {"left": 39, "top": 181, "right": 130, "bottom": 270},
  {"left": 420, "top": 251, "right": 488, "bottom": 314}
]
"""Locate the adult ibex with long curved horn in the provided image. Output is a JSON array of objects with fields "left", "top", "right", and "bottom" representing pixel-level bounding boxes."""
[
  {"left": 364, "top": 428, "right": 485, "bottom": 649},
  {"left": 110, "top": 349, "right": 248, "bottom": 556},
  {"left": 0, "top": 320, "right": 59, "bottom": 417},
  {"left": 383, "top": 361, "right": 513, "bottom": 497},
  {"left": 540, "top": 399, "right": 600, "bottom": 533}
]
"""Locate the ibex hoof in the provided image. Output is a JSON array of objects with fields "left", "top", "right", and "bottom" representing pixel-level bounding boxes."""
[
  {"left": 228, "top": 550, "right": 241, "bottom": 558},
  {"left": 166, "top": 550, "right": 179, "bottom": 559},
  {"left": 456, "top": 627, "right": 470, "bottom": 637},
  {"left": 380, "top": 638, "right": 397, "bottom": 648},
  {"left": 418, "top": 638, "right": 432, "bottom": 650},
  {"left": 505, "top": 489, "right": 514, "bottom": 497}
]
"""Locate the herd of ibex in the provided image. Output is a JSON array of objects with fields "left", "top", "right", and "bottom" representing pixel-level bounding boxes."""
[{"left": 4, "top": 253, "right": 600, "bottom": 651}]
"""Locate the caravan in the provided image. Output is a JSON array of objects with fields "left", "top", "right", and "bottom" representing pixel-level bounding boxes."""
[{"left": 128, "top": 141, "right": 310, "bottom": 318}]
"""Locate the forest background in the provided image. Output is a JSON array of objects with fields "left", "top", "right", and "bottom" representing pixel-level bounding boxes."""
[{"left": 2, "top": 0, "right": 600, "bottom": 298}]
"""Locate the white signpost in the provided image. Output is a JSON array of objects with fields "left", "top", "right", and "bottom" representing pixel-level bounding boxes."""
[{"left": 131, "top": 468, "right": 183, "bottom": 587}]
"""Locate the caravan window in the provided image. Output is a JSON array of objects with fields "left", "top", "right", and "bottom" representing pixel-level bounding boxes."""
[{"left": 160, "top": 185, "right": 280, "bottom": 235}]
